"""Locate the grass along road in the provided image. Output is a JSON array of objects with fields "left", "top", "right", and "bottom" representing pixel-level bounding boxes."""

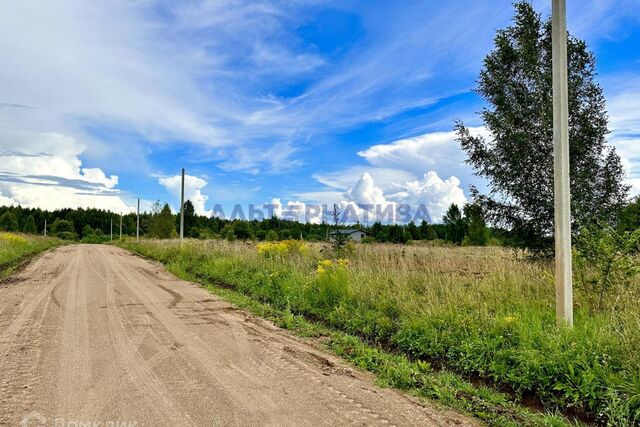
[
  {"left": 0, "top": 233, "right": 63, "bottom": 279},
  {"left": 117, "top": 238, "right": 640, "bottom": 426}
]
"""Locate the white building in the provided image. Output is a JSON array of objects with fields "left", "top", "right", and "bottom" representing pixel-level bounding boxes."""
[{"left": 328, "top": 229, "right": 368, "bottom": 242}]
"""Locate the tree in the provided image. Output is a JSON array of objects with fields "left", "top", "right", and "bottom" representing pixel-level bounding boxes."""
[
  {"left": 0, "top": 211, "right": 19, "bottom": 232},
  {"left": 51, "top": 219, "right": 76, "bottom": 240},
  {"left": 149, "top": 203, "right": 177, "bottom": 238},
  {"left": 406, "top": 221, "right": 420, "bottom": 240},
  {"left": 443, "top": 204, "right": 467, "bottom": 245},
  {"left": 419, "top": 220, "right": 438, "bottom": 240},
  {"left": 51, "top": 219, "right": 74, "bottom": 234},
  {"left": 330, "top": 204, "right": 348, "bottom": 251},
  {"left": 23, "top": 215, "right": 37, "bottom": 234},
  {"left": 618, "top": 197, "right": 640, "bottom": 233},
  {"left": 180, "top": 200, "right": 196, "bottom": 237},
  {"left": 463, "top": 204, "right": 490, "bottom": 246},
  {"left": 455, "top": 1, "right": 629, "bottom": 252},
  {"left": 265, "top": 230, "right": 279, "bottom": 241}
]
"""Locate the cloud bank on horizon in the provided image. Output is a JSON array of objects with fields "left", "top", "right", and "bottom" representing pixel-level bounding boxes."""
[{"left": 0, "top": 0, "right": 639, "bottom": 222}]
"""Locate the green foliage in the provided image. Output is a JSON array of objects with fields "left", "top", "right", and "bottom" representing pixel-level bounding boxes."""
[
  {"left": 419, "top": 220, "right": 438, "bottom": 240},
  {"left": 220, "top": 224, "right": 236, "bottom": 241},
  {"left": 573, "top": 225, "right": 640, "bottom": 313},
  {"left": 618, "top": 197, "right": 640, "bottom": 233},
  {"left": 443, "top": 204, "right": 467, "bottom": 245},
  {"left": 80, "top": 224, "right": 110, "bottom": 243},
  {"left": 463, "top": 204, "right": 490, "bottom": 246},
  {"left": 51, "top": 219, "right": 76, "bottom": 239},
  {"left": 23, "top": 215, "right": 37, "bottom": 234},
  {"left": 0, "top": 233, "right": 63, "bottom": 277},
  {"left": 306, "top": 259, "right": 350, "bottom": 315},
  {"left": 265, "top": 229, "right": 279, "bottom": 241},
  {"left": 456, "top": 1, "right": 628, "bottom": 253},
  {"left": 119, "top": 238, "right": 640, "bottom": 425},
  {"left": 182, "top": 200, "right": 196, "bottom": 237},
  {"left": 149, "top": 203, "right": 177, "bottom": 238},
  {"left": 0, "top": 211, "right": 19, "bottom": 232}
]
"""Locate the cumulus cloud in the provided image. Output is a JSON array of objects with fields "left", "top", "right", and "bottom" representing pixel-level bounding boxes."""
[
  {"left": 158, "top": 174, "right": 212, "bottom": 217},
  {"left": 357, "top": 127, "right": 490, "bottom": 180},
  {"left": 388, "top": 171, "right": 466, "bottom": 221},
  {"left": 0, "top": 131, "right": 132, "bottom": 213}
]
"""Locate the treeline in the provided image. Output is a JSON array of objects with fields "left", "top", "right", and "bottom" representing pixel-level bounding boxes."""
[{"left": 1, "top": 197, "right": 639, "bottom": 245}]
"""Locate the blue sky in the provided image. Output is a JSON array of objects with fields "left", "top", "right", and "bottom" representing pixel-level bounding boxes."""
[{"left": 1, "top": 0, "right": 639, "bottom": 222}]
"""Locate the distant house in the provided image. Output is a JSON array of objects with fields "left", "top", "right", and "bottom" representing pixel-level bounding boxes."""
[{"left": 328, "top": 229, "right": 368, "bottom": 242}]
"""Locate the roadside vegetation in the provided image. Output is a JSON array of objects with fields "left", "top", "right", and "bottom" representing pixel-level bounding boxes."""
[
  {"left": 118, "top": 237, "right": 640, "bottom": 426},
  {"left": 0, "top": 232, "right": 63, "bottom": 278}
]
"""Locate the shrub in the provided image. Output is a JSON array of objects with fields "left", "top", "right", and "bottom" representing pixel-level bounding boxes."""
[
  {"left": 573, "top": 225, "right": 640, "bottom": 313},
  {"left": 265, "top": 230, "right": 279, "bottom": 241},
  {"left": 0, "top": 232, "right": 27, "bottom": 244},
  {"left": 51, "top": 219, "right": 74, "bottom": 235},
  {"left": 0, "top": 211, "right": 19, "bottom": 232},
  {"left": 256, "top": 240, "right": 308, "bottom": 258},
  {"left": 305, "top": 259, "right": 349, "bottom": 314},
  {"left": 23, "top": 215, "right": 37, "bottom": 234}
]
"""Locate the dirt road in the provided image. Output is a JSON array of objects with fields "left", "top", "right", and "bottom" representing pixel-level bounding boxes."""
[{"left": 0, "top": 245, "right": 474, "bottom": 426}]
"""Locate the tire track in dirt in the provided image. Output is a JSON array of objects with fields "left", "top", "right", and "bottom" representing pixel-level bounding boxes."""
[{"left": 0, "top": 245, "right": 477, "bottom": 426}]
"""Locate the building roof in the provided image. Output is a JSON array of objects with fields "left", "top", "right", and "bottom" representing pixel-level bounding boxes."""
[{"left": 329, "top": 229, "right": 367, "bottom": 235}]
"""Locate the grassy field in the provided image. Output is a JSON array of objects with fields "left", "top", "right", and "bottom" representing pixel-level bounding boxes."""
[
  {"left": 117, "top": 238, "right": 640, "bottom": 426},
  {"left": 0, "top": 232, "right": 64, "bottom": 278}
]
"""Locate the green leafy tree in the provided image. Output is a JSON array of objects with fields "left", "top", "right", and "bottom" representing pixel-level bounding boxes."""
[
  {"left": 180, "top": 200, "right": 196, "bottom": 237},
  {"left": 618, "top": 197, "right": 640, "bottom": 232},
  {"left": 220, "top": 223, "right": 236, "bottom": 241},
  {"left": 419, "top": 220, "right": 438, "bottom": 240},
  {"left": 23, "top": 215, "right": 37, "bottom": 234},
  {"left": 265, "top": 230, "right": 279, "bottom": 241},
  {"left": 232, "top": 220, "right": 253, "bottom": 240},
  {"left": 149, "top": 203, "right": 177, "bottom": 238},
  {"left": 406, "top": 221, "right": 420, "bottom": 240},
  {"left": 574, "top": 225, "right": 640, "bottom": 313},
  {"left": 443, "top": 204, "right": 467, "bottom": 245},
  {"left": 463, "top": 204, "right": 490, "bottom": 246},
  {"left": 51, "top": 219, "right": 76, "bottom": 240},
  {"left": 51, "top": 219, "right": 74, "bottom": 234},
  {"left": 0, "top": 211, "right": 19, "bottom": 232},
  {"left": 455, "top": 1, "right": 628, "bottom": 252}
]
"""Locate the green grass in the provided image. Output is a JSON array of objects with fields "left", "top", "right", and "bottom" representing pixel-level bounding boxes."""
[
  {"left": 117, "top": 238, "right": 640, "bottom": 426},
  {"left": 0, "top": 232, "right": 64, "bottom": 278}
]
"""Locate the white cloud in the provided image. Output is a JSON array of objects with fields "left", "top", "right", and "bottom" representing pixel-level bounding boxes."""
[
  {"left": 0, "top": 192, "right": 17, "bottom": 207},
  {"left": 389, "top": 171, "right": 466, "bottom": 222},
  {"left": 605, "top": 76, "right": 640, "bottom": 196},
  {"left": 158, "top": 174, "right": 212, "bottom": 217},
  {"left": 345, "top": 173, "right": 387, "bottom": 206},
  {"left": 357, "top": 127, "right": 490, "bottom": 180},
  {"left": 0, "top": 131, "right": 132, "bottom": 213}
]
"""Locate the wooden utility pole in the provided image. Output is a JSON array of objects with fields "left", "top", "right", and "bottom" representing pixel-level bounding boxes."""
[
  {"left": 180, "top": 168, "right": 185, "bottom": 242},
  {"left": 552, "top": 0, "right": 573, "bottom": 326},
  {"left": 119, "top": 214, "right": 123, "bottom": 239},
  {"left": 136, "top": 198, "right": 140, "bottom": 240},
  {"left": 110, "top": 219, "right": 113, "bottom": 241}
]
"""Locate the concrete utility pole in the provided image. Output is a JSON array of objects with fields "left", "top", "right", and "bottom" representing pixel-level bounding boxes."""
[
  {"left": 180, "top": 168, "right": 185, "bottom": 242},
  {"left": 136, "top": 198, "right": 140, "bottom": 240},
  {"left": 119, "top": 214, "right": 123, "bottom": 239},
  {"left": 552, "top": 0, "right": 573, "bottom": 327},
  {"left": 44, "top": 219, "right": 47, "bottom": 237},
  {"left": 110, "top": 219, "right": 113, "bottom": 241}
]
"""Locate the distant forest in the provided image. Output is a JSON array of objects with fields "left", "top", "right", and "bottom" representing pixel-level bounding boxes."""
[
  {"left": 1, "top": 197, "right": 638, "bottom": 246},
  {"left": 0, "top": 200, "right": 493, "bottom": 245}
]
